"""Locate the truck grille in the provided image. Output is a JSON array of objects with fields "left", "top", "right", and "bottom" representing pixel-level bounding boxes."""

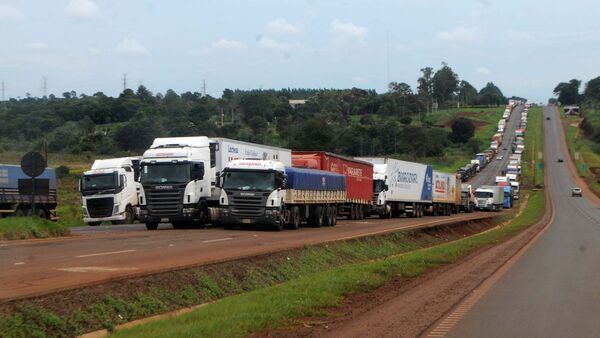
[
  {"left": 145, "top": 185, "right": 185, "bottom": 217},
  {"left": 228, "top": 192, "right": 268, "bottom": 218},
  {"left": 87, "top": 197, "right": 114, "bottom": 218}
]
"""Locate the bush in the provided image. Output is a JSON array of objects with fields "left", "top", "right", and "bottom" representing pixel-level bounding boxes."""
[{"left": 55, "top": 165, "right": 70, "bottom": 179}]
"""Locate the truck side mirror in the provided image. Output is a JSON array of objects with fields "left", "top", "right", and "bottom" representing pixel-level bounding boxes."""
[
  {"left": 192, "top": 163, "right": 205, "bottom": 180},
  {"left": 215, "top": 172, "right": 221, "bottom": 188},
  {"left": 384, "top": 184, "right": 389, "bottom": 191}
]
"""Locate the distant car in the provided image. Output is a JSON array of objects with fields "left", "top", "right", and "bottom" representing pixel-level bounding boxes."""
[
  {"left": 546, "top": 117, "right": 551, "bottom": 120},
  {"left": 572, "top": 187, "right": 583, "bottom": 197},
  {"left": 558, "top": 158, "right": 564, "bottom": 162},
  {"left": 496, "top": 155, "right": 503, "bottom": 160}
]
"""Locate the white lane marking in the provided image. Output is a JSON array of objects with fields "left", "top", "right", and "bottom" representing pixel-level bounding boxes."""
[
  {"left": 76, "top": 249, "right": 136, "bottom": 258},
  {"left": 0, "top": 244, "right": 8, "bottom": 247},
  {"left": 14, "top": 262, "right": 25, "bottom": 265},
  {"left": 201, "top": 237, "right": 233, "bottom": 244},
  {"left": 57, "top": 266, "right": 139, "bottom": 273}
]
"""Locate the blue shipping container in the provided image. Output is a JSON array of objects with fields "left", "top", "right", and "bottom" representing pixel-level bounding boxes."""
[
  {"left": 0, "top": 164, "right": 57, "bottom": 189},
  {"left": 285, "top": 167, "right": 346, "bottom": 191},
  {"left": 502, "top": 186, "right": 512, "bottom": 208}
]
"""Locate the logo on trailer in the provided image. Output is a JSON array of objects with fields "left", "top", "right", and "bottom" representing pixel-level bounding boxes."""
[{"left": 228, "top": 145, "right": 239, "bottom": 154}]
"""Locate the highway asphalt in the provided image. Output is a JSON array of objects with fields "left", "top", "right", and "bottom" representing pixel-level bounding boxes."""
[
  {"left": 446, "top": 106, "right": 600, "bottom": 337},
  {"left": 0, "top": 212, "right": 496, "bottom": 301}
]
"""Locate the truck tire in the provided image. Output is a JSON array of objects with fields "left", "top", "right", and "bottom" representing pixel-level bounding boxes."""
[
  {"left": 145, "top": 223, "right": 158, "bottom": 230},
  {"left": 124, "top": 206, "right": 134, "bottom": 224},
  {"left": 35, "top": 208, "right": 47, "bottom": 219},
  {"left": 288, "top": 207, "right": 300, "bottom": 230},
  {"left": 358, "top": 205, "right": 365, "bottom": 220},
  {"left": 331, "top": 206, "right": 338, "bottom": 226},
  {"left": 312, "top": 205, "right": 324, "bottom": 227},
  {"left": 15, "top": 208, "right": 26, "bottom": 217},
  {"left": 87, "top": 221, "right": 101, "bottom": 226}
]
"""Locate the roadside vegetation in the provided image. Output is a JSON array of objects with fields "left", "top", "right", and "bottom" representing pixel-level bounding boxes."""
[
  {"left": 522, "top": 106, "right": 544, "bottom": 188},
  {"left": 552, "top": 75, "right": 600, "bottom": 195},
  {"left": 0, "top": 217, "right": 70, "bottom": 240}
]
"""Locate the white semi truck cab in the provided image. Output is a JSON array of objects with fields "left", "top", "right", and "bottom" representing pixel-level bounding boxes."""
[
  {"left": 81, "top": 157, "right": 141, "bottom": 226},
  {"left": 138, "top": 137, "right": 291, "bottom": 230},
  {"left": 474, "top": 185, "right": 504, "bottom": 212}
]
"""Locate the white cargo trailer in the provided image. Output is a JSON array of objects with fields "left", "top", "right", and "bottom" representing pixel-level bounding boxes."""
[
  {"left": 356, "top": 157, "right": 433, "bottom": 218},
  {"left": 432, "top": 170, "right": 461, "bottom": 215}
]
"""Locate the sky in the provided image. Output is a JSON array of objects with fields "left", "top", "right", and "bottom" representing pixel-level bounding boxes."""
[{"left": 1, "top": 0, "right": 600, "bottom": 102}]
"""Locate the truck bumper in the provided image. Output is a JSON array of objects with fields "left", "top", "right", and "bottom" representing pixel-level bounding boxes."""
[
  {"left": 84, "top": 213, "right": 127, "bottom": 223},
  {"left": 138, "top": 206, "right": 201, "bottom": 224},
  {"left": 220, "top": 206, "right": 279, "bottom": 226}
]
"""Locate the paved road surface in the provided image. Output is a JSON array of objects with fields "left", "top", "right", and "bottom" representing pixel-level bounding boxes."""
[
  {"left": 446, "top": 106, "right": 600, "bottom": 337},
  {"left": 0, "top": 212, "right": 496, "bottom": 302},
  {"left": 469, "top": 104, "right": 523, "bottom": 188}
]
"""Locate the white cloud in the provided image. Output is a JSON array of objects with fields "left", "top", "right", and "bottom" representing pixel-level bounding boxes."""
[
  {"left": 436, "top": 25, "right": 478, "bottom": 42},
  {"left": 330, "top": 19, "right": 368, "bottom": 47},
  {"left": 88, "top": 47, "right": 100, "bottom": 54},
  {"left": 476, "top": 67, "right": 491, "bottom": 75},
  {"left": 0, "top": 4, "right": 24, "bottom": 20},
  {"left": 257, "top": 36, "right": 302, "bottom": 52},
  {"left": 115, "top": 38, "right": 147, "bottom": 56},
  {"left": 65, "top": 0, "right": 98, "bottom": 18},
  {"left": 27, "top": 42, "right": 48, "bottom": 50},
  {"left": 195, "top": 39, "right": 247, "bottom": 54},
  {"left": 265, "top": 18, "right": 303, "bottom": 35}
]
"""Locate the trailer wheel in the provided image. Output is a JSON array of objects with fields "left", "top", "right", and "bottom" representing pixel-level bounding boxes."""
[
  {"left": 15, "top": 208, "right": 26, "bottom": 217},
  {"left": 359, "top": 205, "right": 365, "bottom": 220},
  {"left": 34, "top": 208, "right": 47, "bottom": 219},
  {"left": 331, "top": 207, "right": 338, "bottom": 226},
  {"left": 313, "top": 205, "right": 324, "bottom": 227},
  {"left": 145, "top": 222, "right": 158, "bottom": 230}
]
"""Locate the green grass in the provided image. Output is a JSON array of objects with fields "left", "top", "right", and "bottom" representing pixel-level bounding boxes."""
[
  {"left": 521, "top": 106, "right": 544, "bottom": 188},
  {"left": 0, "top": 217, "right": 70, "bottom": 240},
  {"left": 112, "top": 190, "right": 545, "bottom": 338},
  {"left": 560, "top": 110, "right": 600, "bottom": 195}
]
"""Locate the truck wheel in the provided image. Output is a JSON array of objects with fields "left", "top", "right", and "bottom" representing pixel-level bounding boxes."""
[
  {"left": 35, "top": 208, "right": 47, "bottom": 219},
  {"left": 124, "top": 206, "right": 134, "bottom": 224},
  {"left": 313, "top": 205, "right": 324, "bottom": 227},
  {"left": 15, "top": 209, "right": 26, "bottom": 217},
  {"left": 288, "top": 207, "right": 300, "bottom": 230},
  {"left": 358, "top": 205, "right": 365, "bottom": 220},
  {"left": 145, "top": 223, "right": 158, "bottom": 230},
  {"left": 87, "top": 222, "right": 101, "bottom": 226},
  {"left": 331, "top": 207, "right": 338, "bottom": 226}
]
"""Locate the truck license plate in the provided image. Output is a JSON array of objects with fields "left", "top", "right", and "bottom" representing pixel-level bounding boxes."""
[
  {"left": 242, "top": 219, "right": 251, "bottom": 224},
  {"left": 161, "top": 218, "right": 169, "bottom": 223}
]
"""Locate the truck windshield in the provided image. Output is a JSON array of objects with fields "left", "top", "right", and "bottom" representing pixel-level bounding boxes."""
[
  {"left": 373, "top": 179, "right": 386, "bottom": 194},
  {"left": 461, "top": 191, "right": 469, "bottom": 198},
  {"left": 141, "top": 163, "right": 190, "bottom": 184},
  {"left": 82, "top": 173, "right": 117, "bottom": 191},
  {"left": 475, "top": 191, "right": 493, "bottom": 198},
  {"left": 222, "top": 170, "right": 275, "bottom": 191}
]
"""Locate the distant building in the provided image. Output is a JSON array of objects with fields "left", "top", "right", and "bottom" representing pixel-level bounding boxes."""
[
  {"left": 563, "top": 106, "right": 580, "bottom": 116},
  {"left": 289, "top": 99, "right": 307, "bottom": 108}
]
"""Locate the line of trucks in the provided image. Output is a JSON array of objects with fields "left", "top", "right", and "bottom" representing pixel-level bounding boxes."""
[
  {"left": 473, "top": 103, "right": 529, "bottom": 212},
  {"left": 78, "top": 136, "right": 480, "bottom": 230}
]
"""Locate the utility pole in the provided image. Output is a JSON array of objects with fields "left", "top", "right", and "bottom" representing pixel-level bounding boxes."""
[
  {"left": 202, "top": 79, "right": 206, "bottom": 97},
  {"left": 122, "top": 73, "right": 128, "bottom": 91},
  {"left": 42, "top": 76, "right": 47, "bottom": 97},
  {"left": 1, "top": 81, "right": 4, "bottom": 101}
]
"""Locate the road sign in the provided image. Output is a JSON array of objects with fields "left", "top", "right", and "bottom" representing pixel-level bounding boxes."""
[{"left": 20, "top": 152, "right": 47, "bottom": 178}]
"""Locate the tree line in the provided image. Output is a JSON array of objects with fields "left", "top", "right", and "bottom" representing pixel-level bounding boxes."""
[{"left": 0, "top": 62, "right": 507, "bottom": 160}]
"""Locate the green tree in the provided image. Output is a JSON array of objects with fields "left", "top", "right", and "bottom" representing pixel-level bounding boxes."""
[
  {"left": 417, "top": 67, "right": 434, "bottom": 113},
  {"left": 458, "top": 80, "right": 478, "bottom": 106},
  {"left": 478, "top": 82, "right": 506, "bottom": 105},
  {"left": 553, "top": 79, "right": 581, "bottom": 105},
  {"left": 584, "top": 76, "right": 600, "bottom": 101},
  {"left": 449, "top": 117, "right": 475, "bottom": 143},
  {"left": 432, "top": 62, "right": 459, "bottom": 105}
]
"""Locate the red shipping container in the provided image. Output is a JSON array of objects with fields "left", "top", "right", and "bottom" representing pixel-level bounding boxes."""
[{"left": 292, "top": 151, "right": 373, "bottom": 204}]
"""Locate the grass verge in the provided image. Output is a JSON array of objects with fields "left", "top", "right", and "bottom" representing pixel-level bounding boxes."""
[
  {"left": 561, "top": 112, "right": 600, "bottom": 195},
  {"left": 112, "top": 190, "right": 545, "bottom": 338},
  {"left": 0, "top": 217, "right": 70, "bottom": 240}
]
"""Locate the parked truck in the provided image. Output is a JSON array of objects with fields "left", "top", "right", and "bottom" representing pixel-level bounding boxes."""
[
  {"left": 138, "top": 137, "right": 291, "bottom": 230},
  {"left": 81, "top": 157, "right": 141, "bottom": 225},
  {"left": 431, "top": 171, "right": 461, "bottom": 215},
  {"left": 474, "top": 185, "right": 504, "bottom": 211},
  {"left": 292, "top": 151, "right": 373, "bottom": 219},
  {"left": 460, "top": 184, "right": 475, "bottom": 213},
  {"left": 0, "top": 164, "right": 58, "bottom": 220},
  {"left": 219, "top": 160, "right": 346, "bottom": 230},
  {"left": 356, "top": 157, "right": 432, "bottom": 218}
]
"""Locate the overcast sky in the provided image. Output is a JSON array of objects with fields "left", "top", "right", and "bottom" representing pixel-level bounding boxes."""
[{"left": 1, "top": 0, "right": 599, "bottom": 102}]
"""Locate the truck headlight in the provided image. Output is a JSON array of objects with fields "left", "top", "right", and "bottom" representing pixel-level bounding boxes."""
[{"left": 113, "top": 204, "right": 121, "bottom": 216}]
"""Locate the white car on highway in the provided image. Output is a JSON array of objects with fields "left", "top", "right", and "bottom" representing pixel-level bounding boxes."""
[{"left": 496, "top": 155, "right": 503, "bottom": 160}]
